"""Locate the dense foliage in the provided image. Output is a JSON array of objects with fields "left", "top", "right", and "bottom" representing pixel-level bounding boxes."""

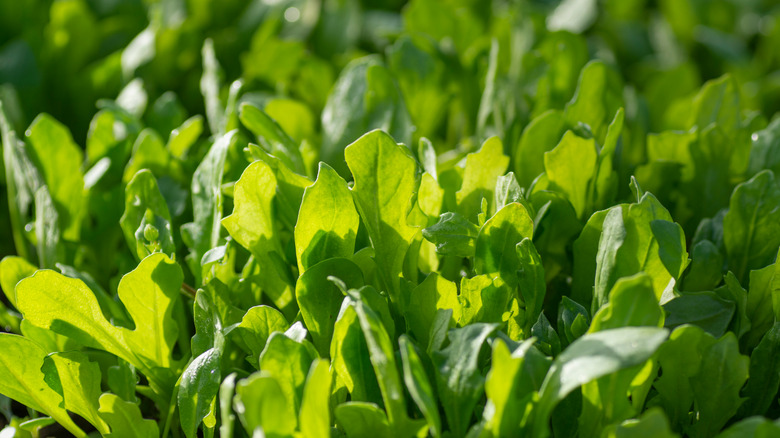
[{"left": 2, "top": 0, "right": 780, "bottom": 437}]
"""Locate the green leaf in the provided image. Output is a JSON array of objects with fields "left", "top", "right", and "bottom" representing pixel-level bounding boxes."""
[
  {"left": 663, "top": 291, "right": 735, "bottom": 338},
  {"left": 557, "top": 296, "right": 590, "bottom": 346},
  {"left": 533, "top": 327, "right": 668, "bottom": 437},
  {"left": 593, "top": 193, "right": 676, "bottom": 313},
  {"left": 483, "top": 338, "right": 542, "bottom": 437},
  {"left": 723, "top": 170, "right": 780, "bottom": 283},
  {"left": 222, "top": 160, "right": 295, "bottom": 312},
  {"left": 330, "top": 304, "right": 382, "bottom": 404},
  {"left": 34, "top": 186, "right": 60, "bottom": 269},
  {"left": 345, "top": 130, "right": 419, "bottom": 305},
  {"left": 299, "top": 359, "right": 332, "bottom": 438},
  {"left": 234, "top": 372, "right": 296, "bottom": 436},
  {"left": 182, "top": 130, "right": 235, "bottom": 285},
  {"left": 653, "top": 325, "right": 714, "bottom": 430},
  {"left": 98, "top": 393, "right": 159, "bottom": 438},
  {"left": 494, "top": 172, "right": 527, "bottom": 213},
  {"left": 107, "top": 360, "right": 136, "bottom": 404},
  {"left": 353, "top": 297, "right": 417, "bottom": 434},
  {"left": 531, "top": 312, "right": 562, "bottom": 356},
  {"left": 123, "top": 129, "right": 174, "bottom": 183},
  {"left": 422, "top": 212, "right": 480, "bottom": 258},
  {"left": 650, "top": 220, "right": 689, "bottom": 279},
  {"left": 42, "top": 351, "right": 109, "bottom": 435},
  {"left": 120, "top": 169, "right": 175, "bottom": 261},
  {"left": 167, "top": 115, "right": 204, "bottom": 159},
  {"left": 234, "top": 305, "right": 289, "bottom": 366},
  {"left": 432, "top": 323, "right": 498, "bottom": 438},
  {"left": 295, "top": 162, "right": 359, "bottom": 273},
  {"left": 456, "top": 137, "right": 510, "bottom": 223},
  {"left": 387, "top": 35, "right": 450, "bottom": 139},
  {"left": 404, "top": 272, "right": 460, "bottom": 349},
  {"left": 240, "top": 102, "right": 305, "bottom": 174},
  {"left": 258, "top": 332, "right": 316, "bottom": 417},
  {"left": 248, "top": 144, "right": 313, "bottom": 232},
  {"left": 0, "top": 334, "right": 85, "bottom": 437},
  {"left": 513, "top": 110, "right": 567, "bottom": 188},
  {"left": 688, "top": 333, "right": 749, "bottom": 438},
  {"left": 399, "top": 335, "right": 441, "bottom": 437},
  {"left": 296, "top": 258, "right": 363, "bottom": 357},
  {"left": 219, "top": 373, "right": 237, "bottom": 438},
  {"left": 474, "top": 202, "right": 534, "bottom": 287},
  {"left": 178, "top": 348, "right": 221, "bottom": 438},
  {"left": 589, "top": 273, "right": 664, "bottom": 333},
  {"left": 687, "top": 74, "right": 741, "bottom": 136},
  {"left": 200, "top": 39, "right": 226, "bottom": 136},
  {"left": 1, "top": 99, "right": 38, "bottom": 260},
  {"left": 682, "top": 240, "right": 724, "bottom": 292},
  {"left": 0, "top": 255, "right": 36, "bottom": 308},
  {"left": 322, "top": 56, "right": 414, "bottom": 177},
  {"left": 739, "top": 322, "right": 780, "bottom": 417},
  {"left": 601, "top": 408, "right": 678, "bottom": 438},
  {"left": 717, "top": 417, "right": 780, "bottom": 438},
  {"left": 564, "top": 61, "right": 624, "bottom": 144},
  {"left": 516, "top": 238, "right": 546, "bottom": 335},
  {"left": 335, "top": 402, "right": 392, "bottom": 438},
  {"left": 544, "top": 131, "right": 598, "bottom": 218},
  {"left": 25, "top": 113, "right": 84, "bottom": 240},
  {"left": 16, "top": 254, "right": 183, "bottom": 386},
  {"left": 744, "top": 262, "right": 777, "bottom": 349},
  {"left": 458, "top": 275, "right": 510, "bottom": 326}
]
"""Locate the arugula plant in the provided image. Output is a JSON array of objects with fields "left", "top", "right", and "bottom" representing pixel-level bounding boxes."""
[{"left": 2, "top": 0, "right": 780, "bottom": 437}]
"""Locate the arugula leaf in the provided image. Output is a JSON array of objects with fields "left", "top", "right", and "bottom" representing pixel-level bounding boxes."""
[
  {"left": 234, "top": 305, "right": 289, "bottom": 366},
  {"left": 345, "top": 130, "right": 419, "bottom": 307},
  {"left": 456, "top": 137, "right": 510, "bottom": 222},
  {"left": 514, "top": 110, "right": 567, "bottom": 188},
  {"left": 182, "top": 130, "right": 236, "bottom": 285},
  {"left": 533, "top": 327, "right": 668, "bottom": 437},
  {"left": 404, "top": 272, "right": 460, "bottom": 348},
  {"left": 25, "top": 113, "right": 85, "bottom": 241},
  {"left": 330, "top": 304, "right": 383, "bottom": 405},
  {"left": 297, "top": 258, "right": 363, "bottom": 357},
  {"left": 335, "top": 402, "right": 393, "bottom": 438},
  {"left": 42, "top": 351, "right": 110, "bottom": 434},
  {"left": 353, "top": 296, "right": 421, "bottom": 435},
  {"left": 178, "top": 348, "right": 221, "bottom": 438},
  {"left": 422, "top": 212, "right": 480, "bottom": 258},
  {"left": 295, "top": 162, "right": 359, "bottom": 273},
  {"left": 723, "top": 170, "right": 780, "bottom": 283},
  {"left": 222, "top": 160, "right": 295, "bottom": 313},
  {"left": 688, "top": 333, "right": 749, "bottom": 437},
  {"left": 739, "top": 322, "right": 780, "bottom": 417},
  {"left": 98, "top": 393, "right": 159, "bottom": 438},
  {"left": 120, "top": 169, "right": 175, "bottom": 260},
  {"left": 432, "top": 323, "right": 498, "bottom": 438},
  {"left": 240, "top": 102, "right": 305, "bottom": 174},
  {"left": 516, "top": 238, "right": 546, "bottom": 335},
  {"left": 564, "top": 61, "right": 623, "bottom": 144},
  {"left": 399, "top": 335, "right": 441, "bottom": 437},
  {"left": 474, "top": 202, "right": 534, "bottom": 287},
  {"left": 322, "top": 57, "right": 414, "bottom": 177},
  {"left": 16, "top": 254, "right": 183, "bottom": 389},
  {"left": 544, "top": 131, "right": 598, "bottom": 218},
  {"left": 234, "top": 372, "right": 296, "bottom": 436},
  {"left": 483, "top": 338, "right": 546, "bottom": 436},
  {"left": 0, "top": 334, "right": 86, "bottom": 437},
  {"left": 299, "top": 359, "right": 332, "bottom": 438}
]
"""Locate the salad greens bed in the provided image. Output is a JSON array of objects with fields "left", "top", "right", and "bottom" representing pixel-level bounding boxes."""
[{"left": 3, "top": 0, "right": 780, "bottom": 437}]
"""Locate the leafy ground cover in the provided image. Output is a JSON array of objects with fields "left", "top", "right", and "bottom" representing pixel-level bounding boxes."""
[{"left": 2, "top": 0, "right": 780, "bottom": 437}]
